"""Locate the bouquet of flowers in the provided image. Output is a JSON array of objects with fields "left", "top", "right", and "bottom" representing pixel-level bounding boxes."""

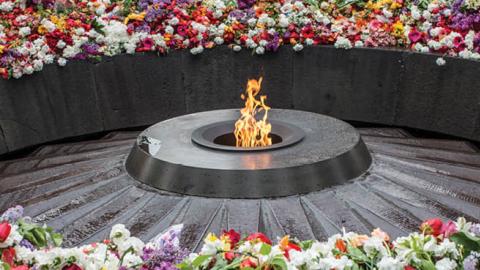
[
  {"left": 0, "top": 206, "right": 188, "bottom": 270},
  {"left": 179, "top": 218, "right": 480, "bottom": 270}
]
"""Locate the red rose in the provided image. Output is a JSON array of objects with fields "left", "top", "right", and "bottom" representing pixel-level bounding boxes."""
[
  {"left": 420, "top": 218, "right": 443, "bottom": 236},
  {"left": 0, "top": 222, "right": 12, "bottom": 242},
  {"left": 62, "top": 264, "right": 82, "bottom": 270},
  {"left": 246, "top": 233, "right": 272, "bottom": 245},
  {"left": 404, "top": 266, "right": 416, "bottom": 270}
]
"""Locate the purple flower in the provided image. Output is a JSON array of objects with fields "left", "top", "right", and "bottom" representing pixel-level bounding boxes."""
[
  {"left": 141, "top": 225, "right": 187, "bottom": 270},
  {"left": 1, "top": 205, "right": 24, "bottom": 223},
  {"left": 470, "top": 223, "right": 480, "bottom": 236},
  {"left": 463, "top": 252, "right": 480, "bottom": 270},
  {"left": 20, "top": 239, "right": 35, "bottom": 251},
  {"left": 237, "top": 0, "right": 256, "bottom": 10},
  {"left": 266, "top": 33, "right": 280, "bottom": 52},
  {"left": 82, "top": 43, "right": 100, "bottom": 55},
  {"left": 141, "top": 244, "right": 188, "bottom": 270}
]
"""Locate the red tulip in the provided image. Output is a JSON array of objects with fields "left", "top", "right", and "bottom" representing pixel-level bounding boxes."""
[
  {"left": 0, "top": 222, "right": 12, "bottom": 243},
  {"left": 246, "top": 232, "right": 272, "bottom": 245},
  {"left": 420, "top": 218, "right": 443, "bottom": 236}
]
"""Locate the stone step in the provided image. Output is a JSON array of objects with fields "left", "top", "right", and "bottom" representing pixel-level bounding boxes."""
[
  {"left": 363, "top": 136, "right": 477, "bottom": 153},
  {"left": 357, "top": 128, "right": 412, "bottom": 138}
]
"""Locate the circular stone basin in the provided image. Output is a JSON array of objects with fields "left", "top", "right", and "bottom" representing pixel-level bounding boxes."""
[
  {"left": 125, "top": 109, "right": 372, "bottom": 198},
  {"left": 191, "top": 120, "right": 305, "bottom": 152}
]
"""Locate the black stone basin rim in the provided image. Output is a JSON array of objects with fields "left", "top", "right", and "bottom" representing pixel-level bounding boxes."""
[
  {"left": 191, "top": 120, "right": 306, "bottom": 152},
  {"left": 125, "top": 137, "right": 372, "bottom": 198}
]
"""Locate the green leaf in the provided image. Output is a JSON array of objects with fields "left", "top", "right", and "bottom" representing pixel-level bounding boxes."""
[
  {"left": 260, "top": 243, "right": 272, "bottom": 255},
  {"left": 346, "top": 246, "right": 368, "bottom": 262},
  {"left": 176, "top": 262, "right": 194, "bottom": 270},
  {"left": 271, "top": 257, "right": 288, "bottom": 270},
  {"left": 300, "top": 240, "right": 313, "bottom": 250},
  {"left": 450, "top": 231, "right": 480, "bottom": 257},
  {"left": 2, "top": 262, "right": 11, "bottom": 270},
  {"left": 420, "top": 259, "right": 436, "bottom": 270},
  {"left": 192, "top": 255, "right": 212, "bottom": 267},
  {"left": 32, "top": 228, "right": 47, "bottom": 247},
  {"left": 51, "top": 232, "right": 63, "bottom": 247},
  {"left": 225, "top": 257, "right": 243, "bottom": 270}
]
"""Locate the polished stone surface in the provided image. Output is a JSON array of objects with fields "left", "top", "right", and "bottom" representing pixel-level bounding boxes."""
[
  {"left": 1, "top": 128, "right": 479, "bottom": 250},
  {"left": 125, "top": 109, "right": 372, "bottom": 198}
]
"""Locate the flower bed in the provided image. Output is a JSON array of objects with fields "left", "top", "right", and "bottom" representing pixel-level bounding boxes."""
[
  {"left": 1, "top": 206, "right": 480, "bottom": 269},
  {"left": 1, "top": 0, "right": 480, "bottom": 79}
]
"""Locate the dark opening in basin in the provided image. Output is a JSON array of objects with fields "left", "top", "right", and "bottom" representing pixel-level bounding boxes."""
[{"left": 191, "top": 120, "right": 305, "bottom": 152}]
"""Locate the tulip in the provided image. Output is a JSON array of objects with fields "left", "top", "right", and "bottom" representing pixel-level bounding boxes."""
[
  {"left": 0, "top": 222, "right": 12, "bottom": 243},
  {"left": 420, "top": 218, "right": 443, "bottom": 236}
]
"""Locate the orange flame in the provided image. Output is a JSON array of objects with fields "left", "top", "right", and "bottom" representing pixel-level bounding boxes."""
[{"left": 234, "top": 77, "right": 272, "bottom": 147}]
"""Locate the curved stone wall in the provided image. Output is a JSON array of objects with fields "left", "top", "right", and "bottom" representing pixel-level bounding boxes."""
[{"left": 1, "top": 45, "right": 479, "bottom": 155}]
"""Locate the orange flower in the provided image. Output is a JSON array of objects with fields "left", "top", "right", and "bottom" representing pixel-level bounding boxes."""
[
  {"left": 350, "top": 235, "right": 369, "bottom": 247},
  {"left": 335, "top": 239, "right": 347, "bottom": 253},
  {"left": 371, "top": 228, "right": 390, "bottom": 242}
]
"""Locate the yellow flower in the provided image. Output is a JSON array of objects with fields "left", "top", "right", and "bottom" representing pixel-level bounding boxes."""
[
  {"left": 390, "top": 1, "right": 402, "bottom": 9},
  {"left": 392, "top": 21, "right": 404, "bottom": 37},
  {"left": 0, "top": 45, "right": 4, "bottom": 54},
  {"left": 50, "top": 15, "right": 66, "bottom": 31},
  {"left": 206, "top": 233, "right": 219, "bottom": 243},
  {"left": 124, "top": 12, "right": 146, "bottom": 24},
  {"left": 37, "top": 25, "right": 47, "bottom": 35}
]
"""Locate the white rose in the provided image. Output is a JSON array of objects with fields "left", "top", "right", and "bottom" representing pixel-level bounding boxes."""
[{"left": 109, "top": 224, "right": 131, "bottom": 245}]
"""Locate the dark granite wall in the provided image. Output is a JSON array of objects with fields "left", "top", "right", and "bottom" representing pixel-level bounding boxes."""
[{"left": 1, "top": 46, "right": 479, "bottom": 155}]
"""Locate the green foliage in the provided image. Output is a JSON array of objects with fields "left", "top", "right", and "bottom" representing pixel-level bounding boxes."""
[
  {"left": 450, "top": 231, "right": 480, "bottom": 257},
  {"left": 18, "top": 220, "right": 63, "bottom": 248}
]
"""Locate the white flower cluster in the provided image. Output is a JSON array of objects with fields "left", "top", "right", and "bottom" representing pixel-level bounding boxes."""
[{"left": 12, "top": 224, "right": 146, "bottom": 270}]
